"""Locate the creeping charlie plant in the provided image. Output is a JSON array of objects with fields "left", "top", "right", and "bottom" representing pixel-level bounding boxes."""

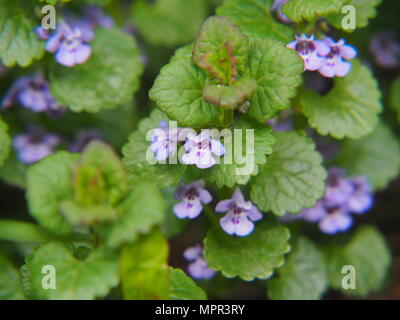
[{"left": 0, "top": 0, "right": 398, "bottom": 301}]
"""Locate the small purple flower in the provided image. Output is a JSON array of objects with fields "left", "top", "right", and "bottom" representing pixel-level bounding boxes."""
[
  {"left": 69, "top": 130, "right": 103, "bottom": 153},
  {"left": 318, "top": 37, "right": 357, "bottom": 78},
  {"left": 318, "top": 207, "right": 352, "bottom": 235},
  {"left": 13, "top": 128, "right": 61, "bottom": 164},
  {"left": 324, "top": 167, "right": 355, "bottom": 207},
  {"left": 151, "top": 121, "right": 180, "bottom": 162},
  {"left": 183, "top": 245, "right": 215, "bottom": 280},
  {"left": 216, "top": 188, "right": 263, "bottom": 237},
  {"left": 181, "top": 131, "right": 225, "bottom": 169},
  {"left": 173, "top": 180, "right": 212, "bottom": 219},
  {"left": 1, "top": 74, "right": 63, "bottom": 114},
  {"left": 287, "top": 34, "right": 330, "bottom": 71},
  {"left": 369, "top": 31, "right": 400, "bottom": 69},
  {"left": 346, "top": 176, "right": 373, "bottom": 214},
  {"left": 83, "top": 6, "right": 115, "bottom": 29},
  {"left": 271, "top": 0, "right": 291, "bottom": 23}
]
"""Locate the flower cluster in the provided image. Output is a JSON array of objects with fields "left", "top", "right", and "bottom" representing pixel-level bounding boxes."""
[
  {"left": 284, "top": 168, "right": 373, "bottom": 234},
  {"left": 287, "top": 34, "right": 357, "bottom": 78},
  {"left": 174, "top": 182, "right": 262, "bottom": 237},
  {"left": 1, "top": 74, "right": 62, "bottom": 114},
  {"left": 369, "top": 31, "right": 400, "bottom": 69},
  {"left": 36, "top": 7, "right": 113, "bottom": 67},
  {"left": 183, "top": 245, "right": 215, "bottom": 280},
  {"left": 150, "top": 122, "right": 225, "bottom": 169}
]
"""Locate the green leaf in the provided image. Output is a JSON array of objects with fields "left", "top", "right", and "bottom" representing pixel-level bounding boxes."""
[
  {"left": 335, "top": 122, "right": 400, "bottom": 191},
  {"left": 245, "top": 39, "right": 304, "bottom": 123},
  {"left": 323, "top": 225, "right": 391, "bottom": 296},
  {"left": 193, "top": 16, "right": 249, "bottom": 85},
  {"left": 251, "top": 131, "right": 326, "bottom": 216},
  {"left": 282, "top": 0, "right": 344, "bottom": 23},
  {"left": 268, "top": 237, "right": 328, "bottom": 300},
  {"left": 0, "top": 116, "right": 11, "bottom": 168},
  {"left": 0, "top": 151, "right": 27, "bottom": 188},
  {"left": 122, "top": 109, "right": 186, "bottom": 188},
  {"left": 203, "top": 78, "right": 258, "bottom": 109},
  {"left": 50, "top": 28, "right": 143, "bottom": 112},
  {"left": 0, "top": 1, "right": 44, "bottom": 67},
  {"left": 300, "top": 60, "right": 382, "bottom": 139},
  {"left": 97, "top": 183, "right": 165, "bottom": 248},
  {"left": 216, "top": 0, "right": 293, "bottom": 43},
  {"left": 390, "top": 75, "right": 400, "bottom": 120},
  {"left": 0, "top": 255, "right": 25, "bottom": 299},
  {"left": 204, "top": 220, "right": 290, "bottom": 280},
  {"left": 149, "top": 46, "right": 225, "bottom": 127},
  {"left": 120, "top": 230, "right": 170, "bottom": 300},
  {"left": 23, "top": 243, "right": 119, "bottom": 299},
  {"left": 26, "top": 152, "right": 79, "bottom": 235},
  {"left": 60, "top": 141, "right": 128, "bottom": 226},
  {"left": 132, "top": 0, "right": 207, "bottom": 47},
  {"left": 328, "top": 0, "right": 382, "bottom": 31},
  {"left": 169, "top": 267, "right": 207, "bottom": 300},
  {"left": 206, "top": 115, "right": 275, "bottom": 188}
]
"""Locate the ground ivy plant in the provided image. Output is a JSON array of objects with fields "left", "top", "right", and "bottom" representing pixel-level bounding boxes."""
[{"left": 0, "top": 0, "right": 398, "bottom": 300}]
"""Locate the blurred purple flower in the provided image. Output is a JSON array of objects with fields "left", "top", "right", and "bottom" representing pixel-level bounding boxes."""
[
  {"left": 369, "top": 31, "right": 400, "bottom": 69},
  {"left": 69, "top": 130, "right": 103, "bottom": 153},
  {"left": 183, "top": 245, "right": 215, "bottom": 280},
  {"left": 287, "top": 34, "right": 330, "bottom": 71},
  {"left": 1, "top": 74, "right": 63, "bottom": 114},
  {"left": 216, "top": 188, "right": 263, "bottom": 237},
  {"left": 318, "top": 207, "right": 353, "bottom": 235},
  {"left": 182, "top": 131, "right": 225, "bottom": 169},
  {"left": 173, "top": 180, "right": 212, "bottom": 219},
  {"left": 271, "top": 0, "right": 291, "bottom": 23},
  {"left": 318, "top": 37, "right": 357, "bottom": 78},
  {"left": 13, "top": 128, "right": 61, "bottom": 164}
]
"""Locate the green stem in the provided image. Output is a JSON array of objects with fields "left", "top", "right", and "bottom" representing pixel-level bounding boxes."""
[
  {"left": 0, "top": 219, "right": 92, "bottom": 243},
  {"left": 203, "top": 205, "right": 219, "bottom": 228}
]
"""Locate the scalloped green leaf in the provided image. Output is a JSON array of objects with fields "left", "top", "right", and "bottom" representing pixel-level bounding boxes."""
[
  {"left": 26, "top": 152, "right": 79, "bottom": 235},
  {"left": 169, "top": 267, "right": 207, "bottom": 300},
  {"left": 216, "top": 0, "right": 292, "bottom": 43},
  {"left": 390, "top": 75, "right": 400, "bottom": 121},
  {"left": 97, "top": 183, "right": 165, "bottom": 248},
  {"left": 132, "top": 0, "right": 207, "bottom": 47},
  {"left": 0, "top": 1, "right": 44, "bottom": 67},
  {"left": 23, "top": 243, "right": 119, "bottom": 300},
  {"left": 300, "top": 60, "right": 382, "bottom": 139},
  {"left": 149, "top": 46, "right": 225, "bottom": 127},
  {"left": 204, "top": 220, "right": 290, "bottom": 281},
  {"left": 120, "top": 230, "right": 170, "bottom": 300},
  {"left": 193, "top": 16, "right": 249, "bottom": 85},
  {"left": 0, "top": 151, "right": 27, "bottom": 188},
  {"left": 50, "top": 28, "right": 143, "bottom": 112},
  {"left": 245, "top": 39, "right": 304, "bottom": 123},
  {"left": 335, "top": 123, "right": 400, "bottom": 191},
  {"left": 282, "top": 0, "right": 344, "bottom": 23},
  {"left": 206, "top": 115, "right": 275, "bottom": 188},
  {"left": 250, "top": 131, "right": 327, "bottom": 216},
  {"left": 0, "top": 255, "right": 25, "bottom": 300},
  {"left": 0, "top": 116, "right": 11, "bottom": 168},
  {"left": 328, "top": 0, "right": 382, "bottom": 31},
  {"left": 323, "top": 225, "right": 391, "bottom": 296},
  {"left": 122, "top": 109, "right": 186, "bottom": 188},
  {"left": 268, "top": 237, "right": 328, "bottom": 300}
]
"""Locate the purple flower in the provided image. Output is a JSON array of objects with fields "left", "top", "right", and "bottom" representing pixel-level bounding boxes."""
[
  {"left": 181, "top": 131, "right": 225, "bottom": 169},
  {"left": 183, "top": 245, "right": 215, "bottom": 280},
  {"left": 1, "top": 74, "right": 63, "bottom": 114},
  {"left": 83, "top": 6, "right": 115, "bottom": 29},
  {"left": 13, "top": 128, "right": 61, "bottom": 164},
  {"left": 151, "top": 121, "right": 180, "bottom": 162},
  {"left": 173, "top": 180, "right": 212, "bottom": 219},
  {"left": 282, "top": 167, "right": 373, "bottom": 235},
  {"left": 318, "top": 37, "right": 357, "bottom": 78},
  {"left": 287, "top": 34, "right": 330, "bottom": 71},
  {"left": 369, "top": 31, "right": 400, "bottom": 69},
  {"left": 271, "top": 0, "right": 291, "bottom": 23},
  {"left": 216, "top": 188, "right": 263, "bottom": 237},
  {"left": 69, "top": 130, "right": 103, "bottom": 153}
]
